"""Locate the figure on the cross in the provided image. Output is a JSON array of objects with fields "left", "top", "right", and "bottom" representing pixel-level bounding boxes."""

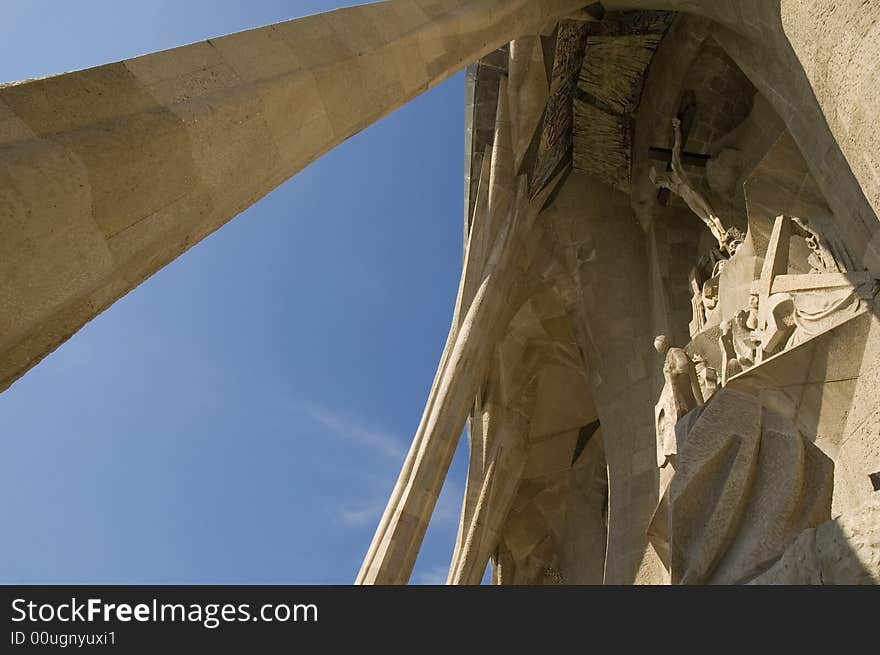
[{"left": 651, "top": 117, "right": 741, "bottom": 255}]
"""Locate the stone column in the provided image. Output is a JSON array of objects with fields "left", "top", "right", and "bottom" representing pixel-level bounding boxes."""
[
  {"left": 549, "top": 172, "right": 660, "bottom": 584},
  {"left": 0, "top": 0, "right": 586, "bottom": 392},
  {"left": 447, "top": 403, "right": 530, "bottom": 585}
]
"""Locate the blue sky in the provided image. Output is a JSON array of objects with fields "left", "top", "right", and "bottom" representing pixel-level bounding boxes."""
[{"left": 0, "top": 1, "right": 476, "bottom": 584}]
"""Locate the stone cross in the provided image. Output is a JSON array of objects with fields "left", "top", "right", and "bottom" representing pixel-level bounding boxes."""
[{"left": 648, "top": 93, "right": 709, "bottom": 205}]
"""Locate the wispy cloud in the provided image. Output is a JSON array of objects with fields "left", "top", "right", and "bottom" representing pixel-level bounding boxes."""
[
  {"left": 413, "top": 565, "right": 449, "bottom": 586},
  {"left": 334, "top": 501, "right": 385, "bottom": 527},
  {"left": 298, "top": 402, "right": 406, "bottom": 460},
  {"left": 329, "top": 472, "right": 464, "bottom": 533},
  {"left": 294, "top": 400, "right": 467, "bottom": 535}
]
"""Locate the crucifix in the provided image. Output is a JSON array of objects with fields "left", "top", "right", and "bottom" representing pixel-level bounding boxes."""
[
  {"left": 647, "top": 94, "right": 742, "bottom": 255},
  {"left": 648, "top": 91, "right": 709, "bottom": 206}
]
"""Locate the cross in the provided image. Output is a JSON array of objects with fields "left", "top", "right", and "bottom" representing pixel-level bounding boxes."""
[{"left": 648, "top": 91, "right": 710, "bottom": 205}]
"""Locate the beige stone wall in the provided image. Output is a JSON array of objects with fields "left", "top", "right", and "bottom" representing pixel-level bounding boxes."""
[
  {"left": 837, "top": 304, "right": 880, "bottom": 514},
  {"left": 778, "top": 0, "right": 880, "bottom": 266}
]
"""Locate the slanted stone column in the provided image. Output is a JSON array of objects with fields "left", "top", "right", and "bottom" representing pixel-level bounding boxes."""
[
  {"left": 0, "top": 0, "right": 586, "bottom": 392},
  {"left": 447, "top": 402, "right": 531, "bottom": 585},
  {"left": 356, "top": 135, "right": 568, "bottom": 584}
]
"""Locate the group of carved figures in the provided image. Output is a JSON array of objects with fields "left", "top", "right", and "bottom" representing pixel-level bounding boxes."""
[
  {"left": 652, "top": 119, "right": 876, "bottom": 390},
  {"left": 650, "top": 330, "right": 880, "bottom": 585},
  {"left": 645, "top": 119, "right": 880, "bottom": 584}
]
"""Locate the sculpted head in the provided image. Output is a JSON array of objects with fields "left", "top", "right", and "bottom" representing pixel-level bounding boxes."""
[{"left": 654, "top": 334, "right": 669, "bottom": 354}]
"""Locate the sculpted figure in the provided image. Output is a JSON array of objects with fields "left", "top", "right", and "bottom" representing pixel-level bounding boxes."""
[
  {"left": 719, "top": 312, "right": 762, "bottom": 383},
  {"left": 791, "top": 216, "right": 841, "bottom": 274},
  {"left": 649, "top": 335, "right": 704, "bottom": 574},
  {"left": 650, "top": 118, "right": 735, "bottom": 252},
  {"left": 701, "top": 274, "right": 719, "bottom": 312},
  {"left": 691, "top": 353, "right": 717, "bottom": 402},
  {"left": 652, "top": 335, "right": 703, "bottom": 467},
  {"left": 649, "top": 387, "right": 833, "bottom": 584}
]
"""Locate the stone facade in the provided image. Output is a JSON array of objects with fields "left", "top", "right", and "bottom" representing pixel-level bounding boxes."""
[{"left": 1, "top": 1, "right": 879, "bottom": 584}]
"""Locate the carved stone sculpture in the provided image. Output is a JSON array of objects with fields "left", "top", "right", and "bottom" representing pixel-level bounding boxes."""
[
  {"left": 650, "top": 117, "right": 742, "bottom": 255},
  {"left": 649, "top": 388, "right": 833, "bottom": 584},
  {"left": 754, "top": 215, "right": 876, "bottom": 356},
  {"left": 653, "top": 335, "right": 704, "bottom": 468},
  {"left": 649, "top": 335, "right": 704, "bottom": 575},
  {"left": 691, "top": 354, "right": 717, "bottom": 402},
  {"left": 791, "top": 216, "right": 841, "bottom": 274},
  {"left": 686, "top": 213, "right": 877, "bottom": 390},
  {"left": 688, "top": 269, "right": 705, "bottom": 338}
]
